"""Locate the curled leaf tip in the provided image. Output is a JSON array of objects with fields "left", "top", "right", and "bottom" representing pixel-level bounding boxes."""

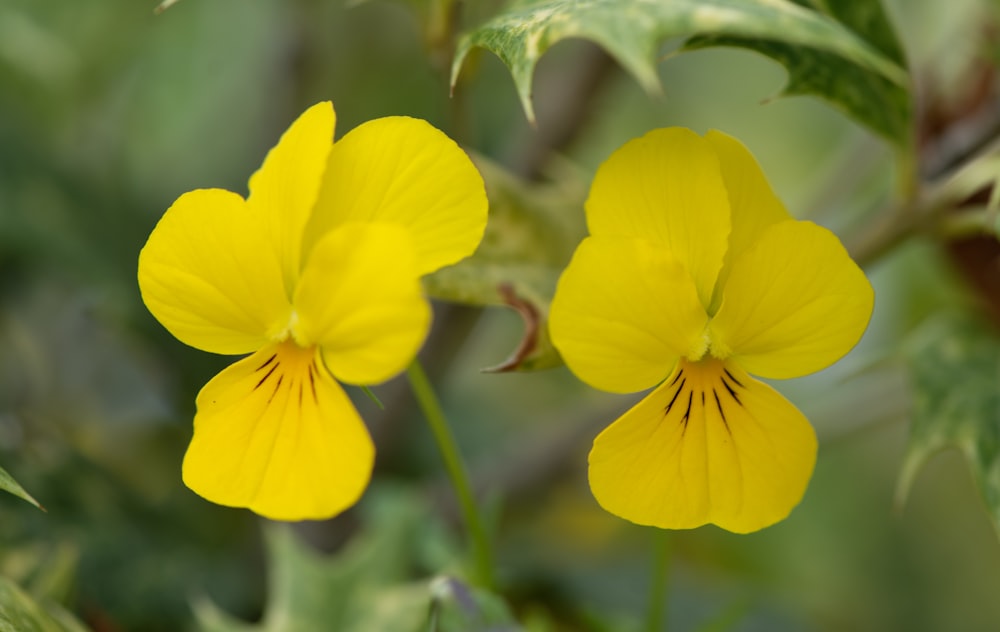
[
  {"left": 449, "top": 43, "right": 473, "bottom": 98},
  {"left": 482, "top": 283, "right": 541, "bottom": 373}
]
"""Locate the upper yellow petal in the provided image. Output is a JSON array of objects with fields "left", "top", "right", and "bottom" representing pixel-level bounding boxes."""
[
  {"left": 182, "top": 342, "right": 374, "bottom": 521},
  {"left": 247, "top": 101, "right": 336, "bottom": 296},
  {"left": 588, "top": 359, "right": 817, "bottom": 533},
  {"left": 293, "top": 223, "right": 431, "bottom": 386},
  {"left": 306, "top": 116, "right": 487, "bottom": 276},
  {"left": 586, "top": 128, "right": 731, "bottom": 307},
  {"left": 137, "top": 188, "right": 292, "bottom": 355},
  {"left": 704, "top": 130, "right": 792, "bottom": 311},
  {"left": 549, "top": 236, "right": 709, "bottom": 394},
  {"left": 708, "top": 220, "right": 874, "bottom": 379}
]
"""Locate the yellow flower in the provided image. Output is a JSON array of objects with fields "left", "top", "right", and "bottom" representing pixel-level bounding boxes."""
[
  {"left": 138, "top": 102, "right": 487, "bottom": 521},
  {"left": 549, "top": 128, "right": 873, "bottom": 533}
]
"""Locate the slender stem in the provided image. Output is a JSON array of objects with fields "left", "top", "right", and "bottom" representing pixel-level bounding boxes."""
[
  {"left": 428, "top": 0, "right": 459, "bottom": 71},
  {"left": 894, "top": 144, "right": 920, "bottom": 206},
  {"left": 406, "top": 360, "right": 496, "bottom": 590},
  {"left": 430, "top": 0, "right": 457, "bottom": 34},
  {"left": 645, "top": 528, "right": 671, "bottom": 632}
]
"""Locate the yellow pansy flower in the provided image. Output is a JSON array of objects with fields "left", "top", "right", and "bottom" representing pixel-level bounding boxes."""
[
  {"left": 138, "top": 102, "right": 487, "bottom": 521},
  {"left": 549, "top": 128, "right": 873, "bottom": 533}
]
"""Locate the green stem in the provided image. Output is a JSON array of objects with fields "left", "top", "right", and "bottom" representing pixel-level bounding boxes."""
[
  {"left": 894, "top": 144, "right": 919, "bottom": 206},
  {"left": 406, "top": 360, "right": 496, "bottom": 590},
  {"left": 428, "top": 0, "right": 459, "bottom": 66},
  {"left": 645, "top": 529, "right": 671, "bottom": 632}
]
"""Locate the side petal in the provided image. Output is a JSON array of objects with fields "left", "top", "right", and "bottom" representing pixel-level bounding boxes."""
[
  {"left": 247, "top": 101, "right": 336, "bottom": 295},
  {"left": 708, "top": 220, "right": 874, "bottom": 379},
  {"left": 586, "top": 128, "right": 731, "bottom": 307},
  {"left": 306, "top": 116, "right": 488, "bottom": 276},
  {"left": 293, "top": 223, "right": 431, "bottom": 386},
  {"left": 704, "top": 130, "right": 792, "bottom": 310},
  {"left": 588, "top": 360, "right": 816, "bottom": 534},
  {"left": 182, "top": 342, "right": 374, "bottom": 521},
  {"left": 138, "top": 189, "right": 291, "bottom": 355},
  {"left": 549, "top": 236, "right": 709, "bottom": 394}
]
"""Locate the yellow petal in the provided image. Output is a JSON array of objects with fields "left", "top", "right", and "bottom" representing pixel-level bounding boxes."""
[
  {"left": 293, "top": 223, "right": 431, "bottom": 386},
  {"left": 586, "top": 128, "right": 731, "bottom": 307},
  {"left": 704, "top": 130, "right": 792, "bottom": 310},
  {"left": 588, "top": 360, "right": 816, "bottom": 533},
  {"left": 183, "top": 341, "right": 374, "bottom": 521},
  {"left": 549, "top": 236, "right": 709, "bottom": 394},
  {"left": 138, "top": 189, "right": 292, "bottom": 355},
  {"left": 306, "top": 116, "right": 487, "bottom": 276},
  {"left": 247, "top": 101, "right": 336, "bottom": 295},
  {"left": 708, "top": 220, "right": 874, "bottom": 379}
]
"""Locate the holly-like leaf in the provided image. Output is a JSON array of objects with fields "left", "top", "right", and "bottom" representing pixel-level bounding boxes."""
[
  {"left": 0, "top": 465, "right": 42, "bottom": 511},
  {"left": 194, "top": 494, "right": 423, "bottom": 632},
  {"left": 809, "top": 0, "right": 906, "bottom": 65},
  {"left": 898, "top": 315, "right": 1000, "bottom": 538},
  {"left": 684, "top": 32, "right": 910, "bottom": 145},
  {"left": 424, "top": 156, "right": 586, "bottom": 371},
  {"left": 194, "top": 491, "right": 521, "bottom": 632},
  {"left": 684, "top": 0, "right": 910, "bottom": 145},
  {"left": 452, "top": 0, "right": 911, "bottom": 146}
]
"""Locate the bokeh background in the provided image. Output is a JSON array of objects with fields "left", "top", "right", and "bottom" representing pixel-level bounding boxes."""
[{"left": 1, "top": 0, "right": 1000, "bottom": 630}]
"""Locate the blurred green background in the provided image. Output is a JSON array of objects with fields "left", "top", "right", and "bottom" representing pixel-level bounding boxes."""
[{"left": 1, "top": 0, "right": 1000, "bottom": 630}]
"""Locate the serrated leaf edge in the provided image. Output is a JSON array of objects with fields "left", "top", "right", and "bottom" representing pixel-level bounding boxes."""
[{"left": 451, "top": 0, "right": 909, "bottom": 125}]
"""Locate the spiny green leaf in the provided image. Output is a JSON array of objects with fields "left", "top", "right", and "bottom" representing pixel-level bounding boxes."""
[
  {"left": 684, "top": 0, "right": 911, "bottom": 145},
  {"left": 898, "top": 315, "right": 1000, "bottom": 538},
  {"left": 194, "top": 493, "right": 424, "bottom": 632},
  {"left": 452, "top": 0, "right": 910, "bottom": 145},
  {"left": 194, "top": 490, "right": 520, "bottom": 632},
  {"left": 808, "top": 0, "right": 906, "bottom": 65},
  {"left": 684, "top": 33, "right": 910, "bottom": 145},
  {"left": 424, "top": 156, "right": 586, "bottom": 371},
  {"left": 0, "top": 465, "right": 42, "bottom": 511}
]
